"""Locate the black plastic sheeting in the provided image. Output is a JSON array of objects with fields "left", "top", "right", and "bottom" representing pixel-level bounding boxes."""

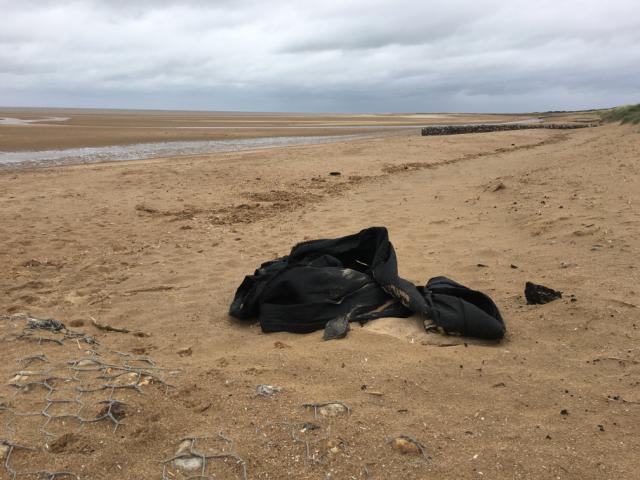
[{"left": 229, "top": 227, "right": 505, "bottom": 340}]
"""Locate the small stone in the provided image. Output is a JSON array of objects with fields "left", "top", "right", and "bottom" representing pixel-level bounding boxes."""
[
  {"left": 173, "top": 455, "right": 203, "bottom": 471},
  {"left": 560, "top": 409, "right": 569, "bottom": 416},
  {"left": 392, "top": 438, "right": 420, "bottom": 454},
  {"left": 323, "top": 316, "right": 349, "bottom": 340},
  {"left": 256, "top": 384, "right": 283, "bottom": 396},
  {"left": 0, "top": 442, "right": 9, "bottom": 461},
  {"left": 324, "top": 439, "right": 344, "bottom": 455},
  {"left": 329, "top": 171, "right": 341, "bottom": 176},
  {"left": 177, "top": 347, "right": 192, "bottom": 357},
  {"left": 318, "top": 403, "right": 349, "bottom": 417},
  {"left": 390, "top": 436, "right": 427, "bottom": 457}
]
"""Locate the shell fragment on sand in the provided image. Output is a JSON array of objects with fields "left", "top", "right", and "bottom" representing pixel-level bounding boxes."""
[
  {"left": 303, "top": 401, "right": 351, "bottom": 417},
  {"left": 256, "top": 384, "right": 283, "bottom": 396}
]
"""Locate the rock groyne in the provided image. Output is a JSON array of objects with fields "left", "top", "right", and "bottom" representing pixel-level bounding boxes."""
[{"left": 421, "top": 123, "right": 598, "bottom": 136}]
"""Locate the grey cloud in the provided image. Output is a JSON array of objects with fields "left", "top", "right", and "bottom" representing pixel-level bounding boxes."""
[{"left": 0, "top": 0, "right": 639, "bottom": 112}]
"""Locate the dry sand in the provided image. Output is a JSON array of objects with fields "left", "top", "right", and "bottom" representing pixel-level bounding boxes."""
[{"left": 1, "top": 111, "right": 639, "bottom": 479}]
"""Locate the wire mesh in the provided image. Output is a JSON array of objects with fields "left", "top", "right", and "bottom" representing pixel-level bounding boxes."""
[{"left": 1, "top": 314, "right": 174, "bottom": 479}]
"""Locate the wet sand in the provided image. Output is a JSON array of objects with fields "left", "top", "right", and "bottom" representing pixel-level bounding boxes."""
[
  {"left": 1, "top": 110, "right": 639, "bottom": 479},
  {"left": 0, "top": 108, "right": 536, "bottom": 151}
]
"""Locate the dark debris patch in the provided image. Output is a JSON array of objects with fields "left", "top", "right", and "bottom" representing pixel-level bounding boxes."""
[{"left": 525, "top": 282, "right": 562, "bottom": 305}]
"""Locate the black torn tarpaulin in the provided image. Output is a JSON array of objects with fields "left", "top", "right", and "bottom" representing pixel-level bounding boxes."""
[{"left": 229, "top": 227, "right": 505, "bottom": 340}]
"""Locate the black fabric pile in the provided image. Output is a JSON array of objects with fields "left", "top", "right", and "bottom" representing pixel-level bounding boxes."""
[{"left": 229, "top": 227, "right": 505, "bottom": 340}]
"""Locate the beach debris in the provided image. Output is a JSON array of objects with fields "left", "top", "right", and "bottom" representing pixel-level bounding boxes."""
[
  {"left": 388, "top": 435, "right": 429, "bottom": 459},
  {"left": 173, "top": 455, "right": 204, "bottom": 471},
  {"left": 324, "top": 438, "right": 346, "bottom": 455},
  {"left": 4, "top": 313, "right": 97, "bottom": 345},
  {"left": 27, "top": 317, "right": 65, "bottom": 332},
  {"left": 0, "top": 441, "right": 9, "bottom": 461},
  {"left": 91, "top": 316, "right": 148, "bottom": 337},
  {"left": 162, "top": 435, "right": 248, "bottom": 480},
  {"left": 124, "top": 285, "right": 176, "bottom": 296},
  {"left": 525, "top": 282, "right": 562, "bottom": 305},
  {"left": 177, "top": 346, "right": 193, "bottom": 357},
  {"left": 304, "top": 401, "right": 350, "bottom": 418},
  {"left": 47, "top": 433, "right": 89, "bottom": 454},
  {"left": 492, "top": 181, "right": 506, "bottom": 192},
  {"left": 0, "top": 318, "right": 175, "bottom": 479},
  {"left": 22, "top": 258, "right": 59, "bottom": 268},
  {"left": 323, "top": 316, "right": 350, "bottom": 340},
  {"left": 301, "top": 422, "right": 320, "bottom": 432},
  {"left": 256, "top": 384, "right": 283, "bottom": 396},
  {"left": 329, "top": 171, "right": 342, "bottom": 176},
  {"left": 97, "top": 400, "right": 127, "bottom": 422},
  {"left": 135, "top": 203, "right": 160, "bottom": 214},
  {"left": 91, "top": 317, "right": 130, "bottom": 333},
  {"left": 230, "top": 227, "right": 505, "bottom": 341}
]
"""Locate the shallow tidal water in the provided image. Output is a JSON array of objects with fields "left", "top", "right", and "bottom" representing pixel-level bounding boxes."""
[{"left": 0, "top": 134, "right": 372, "bottom": 168}]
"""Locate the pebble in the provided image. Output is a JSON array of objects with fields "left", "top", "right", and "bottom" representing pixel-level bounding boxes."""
[
  {"left": 318, "top": 403, "right": 349, "bottom": 417},
  {"left": 173, "top": 456, "right": 203, "bottom": 471},
  {"left": 0, "top": 442, "right": 9, "bottom": 461},
  {"left": 177, "top": 347, "right": 192, "bottom": 357},
  {"left": 390, "top": 436, "right": 425, "bottom": 456},
  {"left": 256, "top": 384, "right": 283, "bottom": 396}
]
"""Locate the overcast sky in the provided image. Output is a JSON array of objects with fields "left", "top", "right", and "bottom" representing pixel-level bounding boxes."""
[{"left": 1, "top": 0, "right": 639, "bottom": 113}]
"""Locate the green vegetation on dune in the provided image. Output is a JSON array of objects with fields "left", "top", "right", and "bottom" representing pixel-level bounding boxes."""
[{"left": 600, "top": 104, "right": 640, "bottom": 125}]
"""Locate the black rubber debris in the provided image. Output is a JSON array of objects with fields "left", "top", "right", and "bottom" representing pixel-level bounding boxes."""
[{"left": 525, "top": 282, "right": 562, "bottom": 305}]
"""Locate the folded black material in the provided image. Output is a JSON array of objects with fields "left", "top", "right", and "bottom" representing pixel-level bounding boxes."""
[{"left": 229, "top": 227, "right": 505, "bottom": 340}]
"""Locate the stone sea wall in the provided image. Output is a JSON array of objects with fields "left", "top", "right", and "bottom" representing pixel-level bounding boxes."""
[{"left": 421, "top": 123, "right": 598, "bottom": 136}]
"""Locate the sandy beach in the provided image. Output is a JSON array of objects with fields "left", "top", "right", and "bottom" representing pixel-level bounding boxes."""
[{"left": 1, "top": 110, "right": 639, "bottom": 479}]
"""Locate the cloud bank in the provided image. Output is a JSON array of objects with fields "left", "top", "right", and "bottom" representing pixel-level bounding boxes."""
[{"left": 1, "top": 0, "right": 639, "bottom": 112}]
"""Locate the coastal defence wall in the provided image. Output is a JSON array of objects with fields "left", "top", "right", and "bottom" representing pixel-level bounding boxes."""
[{"left": 421, "top": 123, "right": 598, "bottom": 136}]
